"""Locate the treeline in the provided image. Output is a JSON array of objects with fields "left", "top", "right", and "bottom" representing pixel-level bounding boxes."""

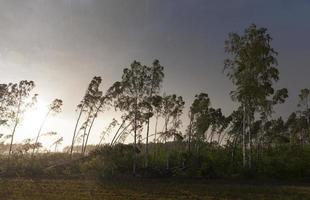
[{"left": 0, "top": 24, "right": 309, "bottom": 180}]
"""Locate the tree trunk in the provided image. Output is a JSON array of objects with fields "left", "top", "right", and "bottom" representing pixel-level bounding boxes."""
[
  {"left": 114, "top": 121, "right": 133, "bottom": 145},
  {"left": 188, "top": 112, "right": 193, "bottom": 153},
  {"left": 70, "top": 104, "right": 84, "bottom": 158},
  {"left": 9, "top": 120, "right": 18, "bottom": 155},
  {"left": 165, "top": 117, "right": 170, "bottom": 170},
  {"left": 133, "top": 98, "right": 138, "bottom": 176},
  {"left": 81, "top": 110, "right": 94, "bottom": 153},
  {"left": 242, "top": 104, "right": 246, "bottom": 168},
  {"left": 9, "top": 94, "right": 22, "bottom": 155},
  {"left": 247, "top": 113, "right": 252, "bottom": 169},
  {"left": 145, "top": 116, "right": 150, "bottom": 168},
  {"left": 83, "top": 100, "right": 105, "bottom": 154},
  {"left": 32, "top": 110, "right": 50, "bottom": 155},
  {"left": 110, "top": 120, "right": 126, "bottom": 145}
]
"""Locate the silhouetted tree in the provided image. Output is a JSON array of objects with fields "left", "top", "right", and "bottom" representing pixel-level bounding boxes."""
[
  {"left": 110, "top": 61, "right": 149, "bottom": 175},
  {"left": 224, "top": 24, "right": 287, "bottom": 168},
  {"left": 70, "top": 76, "right": 102, "bottom": 157},
  {"left": 9, "top": 80, "right": 37, "bottom": 155},
  {"left": 144, "top": 59, "right": 164, "bottom": 167}
]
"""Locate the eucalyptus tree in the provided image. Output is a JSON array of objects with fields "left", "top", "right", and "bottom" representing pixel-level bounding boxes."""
[
  {"left": 285, "top": 111, "right": 308, "bottom": 146},
  {"left": 298, "top": 88, "right": 310, "bottom": 114},
  {"left": 110, "top": 61, "right": 149, "bottom": 175},
  {"left": 226, "top": 108, "right": 243, "bottom": 161},
  {"left": 298, "top": 88, "right": 310, "bottom": 141},
  {"left": 151, "top": 95, "right": 163, "bottom": 143},
  {"left": 0, "top": 84, "right": 11, "bottom": 126},
  {"left": 144, "top": 60, "right": 164, "bottom": 167},
  {"left": 83, "top": 95, "right": 108, "bottom": 154},
  {"left": 159, "top": 94, "right": 184, "bottom": 142},
  {"left": 188, "top": 93, "right": 211, "bottom": 144},
  {"left": 224, "top": 24, "right": 287, "bottom": 168},
  {"left": 9, "top": 80, "right": 37, "bottom": 155},
  {"left": 188, "top": 93, "right": 230, "bottom": 152},
  {"left": 32, "top": 99, "right": 63, "bottom": 154},
  {"left": 158, "top": 94, "right": 184, "bottom": 169},
  {"left": 70, "top": 76, "right": 102, "bottom": 157},
  {"left": 169, "top": 95, "right": 185, "bottom": 141},
  {"left": 0, "top": 83, "right": 27, "bottom": 127}
]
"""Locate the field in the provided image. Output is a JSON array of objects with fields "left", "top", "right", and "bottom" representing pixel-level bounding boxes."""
[{"left": 0, "top": 179, "right": 309, "bottom": 200}]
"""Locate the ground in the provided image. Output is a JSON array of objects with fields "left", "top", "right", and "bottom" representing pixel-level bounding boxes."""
[{"left": 0, "top": 179, "right": 309, "bottom": 199}]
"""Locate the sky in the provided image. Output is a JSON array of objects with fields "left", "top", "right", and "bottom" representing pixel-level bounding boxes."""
[{"left": 0, "top": 0, "right": 309, "bottom": 150}]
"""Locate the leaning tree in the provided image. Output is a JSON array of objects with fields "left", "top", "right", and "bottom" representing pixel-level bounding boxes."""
[
  {"left": 8, "top": 80, "right": 37, "bottom": 155},
  {"left": 70, "top": 76, "right": 102, "bottom": 157}
]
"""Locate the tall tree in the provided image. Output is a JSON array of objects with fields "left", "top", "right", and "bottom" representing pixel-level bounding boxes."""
[
  {"left": 70, "top": 76, "right": 102, "bottom": 157},
  {"left": 156, "top": 94, "right": 185, "bottom": 169},
  {"left": 9, "top": 80, "right": 37, "bottom": 155},
  {"left": 111, "top": 61, "right": 149, "bottom": 175},
  {"left": 144, "top": 59, "right": 164, "bottom": 167},
  {"left": 224, "top": 24, "right": 287, "bottom": 168}
]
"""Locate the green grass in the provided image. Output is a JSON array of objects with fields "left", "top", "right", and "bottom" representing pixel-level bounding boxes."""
[{"left": 0, "top": 179, "right": 310, "bottom": 199}]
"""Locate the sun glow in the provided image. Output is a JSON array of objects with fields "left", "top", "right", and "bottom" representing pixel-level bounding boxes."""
[{"left": 21, "top": 101, "right": 49, "bottom": 140}]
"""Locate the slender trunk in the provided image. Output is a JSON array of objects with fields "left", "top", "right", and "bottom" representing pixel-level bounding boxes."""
[
  {"left": 133, "top": 98, "right": 138, "bottom": 176},
  {"left": 81, "top": 111, "right": 93, "bottom": 153},
  {"left": 154, "top": 114, "right": 159, "bottom": 143},
  {"left": 110, "top": 120, "right": 126, "bottom": 145},
  {"left": 82, "top": 120, "right": 91, "bottom": 154},
  {"left": 83, "top": 100, "right": 105, "bottom": 154},
  {"left": 70, "top": 104, "right": 84, "bottom": 158},
  {"left": 188, "top": 112, "right": 193, "bottom": 153},
  {"left": 207, "top": 130, "right": 214, "bottom": 143},
  {"left": 165, "top": 117, "right": 169, "bottom": 170},
  {"left": 81, "top": 126, "right": 87, "bottom": 153},
  {"left": 9, "top": 92, "right": 22, "bottom": 155},
  {"left": 145, "top": 116, "right": 150, "bottom": 168},
  {"left": 217, "top": 131, "right": 222, "bottom": 144},
  {"left": 113, "top": 121, "right": 133, "bottom": 145},
  {"left": 32, "top": 110, "right": 50, "bottom": 155},
  {"left": 153, "top": 114, "right": 159, "bottom": 159},
  {"left": 219, "top": 131, "right": 227, "bottom": 145},
  {"left": 242, "top": 104, "right": 246, "bottom": 168},
  {"left": 248, "top": 113, "right": 252, "bottom": 169},
  {"left": 9, "top": 120, "right": 18, "bottom": 155}
]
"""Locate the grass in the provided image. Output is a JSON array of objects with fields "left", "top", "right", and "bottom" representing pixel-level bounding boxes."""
[{"left": 0, "top": 179, "right": 309, "bottom": 199}]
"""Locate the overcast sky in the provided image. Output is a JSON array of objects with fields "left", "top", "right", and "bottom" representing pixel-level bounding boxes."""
[{"left": 0, "top": 0, "right": 309, "bottom": 149}]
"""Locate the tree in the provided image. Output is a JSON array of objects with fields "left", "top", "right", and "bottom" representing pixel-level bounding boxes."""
[
  {"left": 32, "top": 99, "right": 63, "bottom": 155},
  {"left": 187, "top": 93, "right": 229, "bottom": 152},
  {"left": 151, "top": 95, "right": 163, "bottom": 144},
  {"left": 70, "top": 76, "right": 102, "bottom": 157},
  {"left": 224, "top": 24, "right": 287, "bottom": 168},
  {"left": 0, "top": 84, "right": 13, "bottom": 126},
  {"left": 188, "top": 93, "right": 211, "bottom": 143},
  {"left": 298, "top": 88, "right": 310, "bottom": 132},
  {"left": 111, "top": 61, "right": 149, "bottom": 175},
  {"left": 158, "top": 94, "right": 184, "bottom": 169},
  {"left": 144, "top": 59, "right": 164, "bottom": 167},
  {"left": 9, "top": 80, "right": 37, "bottom": 155}
]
